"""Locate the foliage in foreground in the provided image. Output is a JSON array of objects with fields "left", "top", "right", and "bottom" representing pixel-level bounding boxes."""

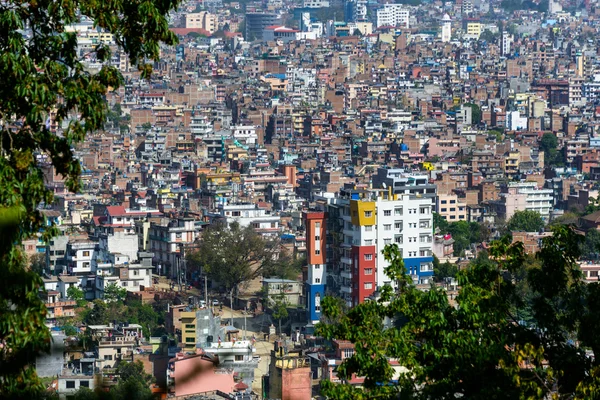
[
  {"left": 317, "top": 225, "right": 600, "bottom": 399},
  {"left": 0, "top": 0, "right": 181, "bottom": 396}
]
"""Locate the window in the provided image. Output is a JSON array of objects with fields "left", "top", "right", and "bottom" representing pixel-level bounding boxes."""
[
  {"left": 420, "top": 207, "right": 428, "bottom": 214},
  {"left": 82, "top": 251, "right": 90, "bottom": 257},
  {"left": 364, "top": 211, "right": 372, "bottom": 218},
  {"left": 104, "top": 355, "right": 113, "bottom": 361},
  {"left": 364, "top": 268, "right": 373, "bottom": 275},
  {"left": 365, "top": 225, "right": 373, "bottom": 231},
  {"left": 450, "top": 208, "right": 456, "bottom": 212},
  {"left": 122, "top": 282, "right": 127, "bottom": 287},
  {"left": 441, "top": 208, "right": 447, "bottom": 212},
  {"left": 364, "top": 254, "right": 373, "bottom": 261},
  {"left": 66, "top": 381, "right": 76, "bottom": 389},
  {"left": 315, "top": 265, "right": 320, "bottom": 269},
  {"left": 384, "top": 224, "right": 391, "bottom": 231},
  {"left": 186, "top": 337, "right": 195, "bottom": 343},
  {"left": 315, "top": 305, "right": 321, "bottom": 312},
  {"left": 235, "top": 355, "right": 244, "bottom": 361},
  {"left": 83, "top": 262, "right": 90, "bottom": 269},
  {"left": 395, "top": 235, "right": 403, "bottom": 244},
  {"left": 315, "top": 278, "right": 321, "bottom": 283},
  {"left": 315, "top": 249, "right": 320, "bottom": 255},
  {"left": 185, "top": 324, "right": 195, "bottom": 329},
  {"left": 364, "top": 239, "right": 373, "bottom": 245},
  {"left": 133, "top": 270, "right": 139, "bottom": 276},
  {"left": 315, "top": 235, "right": 321, "bottom": 241},
  {"left": 395, "top": 222, "right": 402, "bottom": 229},
  {"left": 384, "top": 210, "right": 391, "bottom": 216},
  {"left": 315, "top": 222, "right": 321, "bottom": 229},
  {"left": 364, "top": 282, "right": 373, "bottom": 290},
  {"left": 450, "top": 199, "right": 456, "bottom": 204},
  {"left": 384, "top": 238, "right": 391, "bottom": 245},
  {"left": 395, "top": 208, "right": 403, "bottom": 216},
  {"left": 80, "top": 381, "right": 89, "bottom": 388},
  {"left": 441, "top": 200, "right": 447, "bottom": 204}
]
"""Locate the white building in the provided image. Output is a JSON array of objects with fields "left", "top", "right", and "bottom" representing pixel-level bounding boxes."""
[
  {"left": 506, "top": 111, "right": 527, "bottom": 131},
  {"left": 231, "top": 125, "right": 259, "bottom": 147},
  {"left": 376, "top": 5, "right": 410, "bottom": 28},
  {"left": 303, "top": 0, "right": 329, "bottom": 7},
  {"left": 501, "top": 31, "right": 512, "bottom": 56},
  {"left": 441, "top": 14, "right": 451, "bottom": 42},
  {"left": 211, "top": 203, "right": 281, "bottom": 236}
]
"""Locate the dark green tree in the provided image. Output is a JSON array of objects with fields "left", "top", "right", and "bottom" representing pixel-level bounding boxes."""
[
  {"left": 271, "top": 294, "right": 289, "bottom": 337},
  {"left": 187, "top": 222, "right": 295, "bottom": 296},
  {"left": 104, "top": 283, "right": 127, "bottom": 303},
  {"left": 67, "top": 286, "right": 88, "bottom": 307},
  {"left": 507, "top": 210, "right": 545, "bottom": 233},
  {"left": 580, "top": 229, "right": 600, "bottom": 260},
  {"left": 0, "top": 0, "right": 179, "bottom": 395},
  {"left": 433, "top": 260, "right": 458, "bottom": 282},
  {"left": 540, "top": 132, "right": 565, "bottom": 167},
  {"left": 28, "top": 252, "right": 47, "bottom": 275},
  {"left": 464, "top": 103, "right": 482, "bottom": 125},
  {"left": 316, "top": 226, "right": 600, "bottom": 399}
]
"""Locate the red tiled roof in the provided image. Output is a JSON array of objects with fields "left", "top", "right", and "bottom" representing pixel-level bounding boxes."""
[{"left": 106, "top": 205, "right": 126, "bottom": 217}]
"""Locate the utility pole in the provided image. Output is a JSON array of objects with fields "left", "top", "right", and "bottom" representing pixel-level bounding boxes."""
[
  {"left": 230, "top": 287, "right": 234, "bottom": 325},
  {"left": 204, "top": 275, "right": 208, "bottom": 306},
  {"left": 244, "top": 306, "right": 247, "bottom": 340}
]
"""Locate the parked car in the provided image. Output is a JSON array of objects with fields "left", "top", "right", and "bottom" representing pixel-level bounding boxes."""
[{"left": 212, "top": 299, "right": 219, "bottom": 306}]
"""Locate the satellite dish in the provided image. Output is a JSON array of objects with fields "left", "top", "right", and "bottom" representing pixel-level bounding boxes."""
[{"left": 382, "top": 182, "right": 387, "bottom": 189}]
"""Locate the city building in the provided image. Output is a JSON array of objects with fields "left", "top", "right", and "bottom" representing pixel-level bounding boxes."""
[{"left": 376, "top": 5, "right": 410, "bottom": 28}]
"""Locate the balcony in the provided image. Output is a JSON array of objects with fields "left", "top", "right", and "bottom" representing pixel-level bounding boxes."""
[
  {"left": 340, "top": 256, "right": 352, "bottom": 266},
  {"left": 340, "top": 285, "right": 352, "bottom": 294},
  {"left": 340, "top": 269, "right": 352, "bottom": 280}
]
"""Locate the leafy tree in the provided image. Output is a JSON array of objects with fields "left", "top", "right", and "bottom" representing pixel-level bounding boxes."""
[
  {"left": 464, "top": 103, "right": 482, "bottom": 125},
  {"left": 507, "top": 210, "right": 545, "bottom": 233},
  {"left": 433, "top": 212, "right": 448, "bottom": 233},
  {"left": 433, "top": 260, "right": 458, "bottom": 282},
  {"left": 580, "top": 229, "right": 600, "bottom": 260},
  {"left": 478, "top": 29, "right": 499, "bottom": 43},
  {"left": 104, "top": 283, "right": 127, "bottom": 303},
  {"left": 271, "top": 294, "right": 289, "bottom": 338},
  {"left": 316, "top": 226, "right": 600, "bottom": 399},
  {"left": 72, "top": 361, "right": 154, "bottom": 400},
  {"left": 550, "top": 211, "right": 580, "bottom": 227},
  {"left": 585, "top": 197, "right": 600, "bottom": 215},
  {"left": 187, "top": 222, "right": 294, "bottom": 296},
  {"left": 28, "top": 252, "right": 47, "bottom": 275},
  {"left": 0, "top": 0, "right": 179, "bottom": 395},
  {"left": 540, "top": 132, "right": 565, "bottom": 167},
  {"left": 67, "top": 286, "right": 88, "bottom": 307}
]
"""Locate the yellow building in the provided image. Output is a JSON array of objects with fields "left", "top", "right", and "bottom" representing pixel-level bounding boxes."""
[
  {"left": 180, "top": 310, "right": 197, "bottom": 351},
  {"left": 466, "top": 23, "right": 481, "bottom": 38}
]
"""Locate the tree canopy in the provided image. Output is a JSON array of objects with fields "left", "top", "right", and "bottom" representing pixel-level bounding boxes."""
[
  {"left": 507, "top": 210, "right": 545, "bottom": 233},
  {"left": 187, "top": 221, "right": 299, "bottom": 294},
  {"left": 0, "top": 0, "right": 179, "bottom": 394},
  {"left": 316, "top": 226, "right": 600, "bottom": 399}
]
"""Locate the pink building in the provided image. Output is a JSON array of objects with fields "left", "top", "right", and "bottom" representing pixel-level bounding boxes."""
[{"left": 169, "top": 352, "right": 235, "bottom": 397}]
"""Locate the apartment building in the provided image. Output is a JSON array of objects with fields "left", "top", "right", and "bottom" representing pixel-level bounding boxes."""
[
  {"left": 149, "top": 217, "right": 200, "bottom": 278},
  {"left": 490, "top": 182, "right": 554, "bottom": 222},
  {"left": 372, "top": 167, "right": 437, "bottom": 208},
  {"left": 376, "top": 4, "right": 410, "bottom": 28},
  {"left": 436, "top": 193, "right": 467, "bottom": 222},
  {"left": 310, "top": 188, "right": 434, "bottom": 309},
  {"left": 185, "top": 12, "right": 217, "bottom": 33},
  {"left": 304, "top": 211, "right": 327, "bottom": 323}
]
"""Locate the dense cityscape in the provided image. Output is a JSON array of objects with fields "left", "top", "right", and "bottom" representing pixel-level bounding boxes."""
[{"left": 3, "top": 0, "right": 600, "bottom": 398}]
